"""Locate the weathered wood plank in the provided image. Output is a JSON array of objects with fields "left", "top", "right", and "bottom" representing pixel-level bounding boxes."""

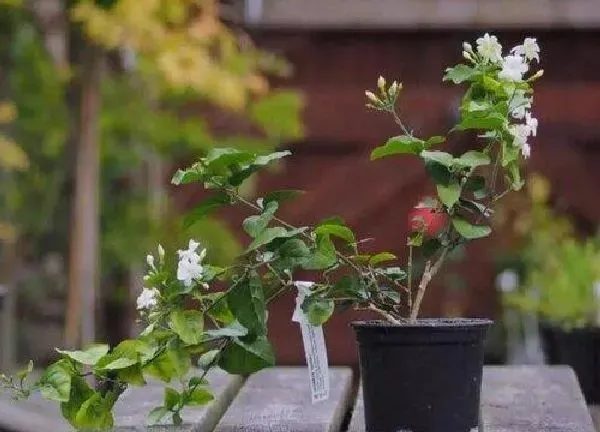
[
  {"left": 0, "top": 369, "right": 243, "bottom": 432},
  {"left": 214, "top": 366, "right": 353, "bottom": 432},
  {"left": 113, "top": 368, "right": 244, "bottom": 431},
  {"left": 0, "top": 391, "right": 70, "bottom": 432},
  {"left": 482, "top": 366, "right": 595, "bottom": 432},
  {"left": 348, "top": 366, "right": 596, "bottom": 432}
]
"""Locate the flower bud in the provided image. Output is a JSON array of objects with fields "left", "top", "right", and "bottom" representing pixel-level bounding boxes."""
[
  {"left": 365, "top": 90, "right": 380, "bottom": 105},
  {"left": 527, "top": 69, "right": 544, "bottom": 82},
  {"left": 146, "top": 254, "right": 155, "bottom": 268},
  {"left": 462, "top": 51, "right": 474, "bottom": 62},
  {"left": 157, "top": 244, "right": 165, "bottom": 261},
  {"left": 388, "top": 81, "right": 399, "bottom": 97},
  {"left": 463, "top": 42, "right": 473, "bottom": 53},
  {"left": 377, "top": 76, "right": 386, "bottom": 91}
]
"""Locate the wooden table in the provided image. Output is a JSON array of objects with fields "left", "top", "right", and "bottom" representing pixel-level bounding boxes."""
[{"left": 0, "top": 366, "right": 596, "bottom": 431}]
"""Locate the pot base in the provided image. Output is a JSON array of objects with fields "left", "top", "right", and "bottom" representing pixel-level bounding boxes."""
[{"left": 352, "top": 318, "right": 492, "bottom": 432}]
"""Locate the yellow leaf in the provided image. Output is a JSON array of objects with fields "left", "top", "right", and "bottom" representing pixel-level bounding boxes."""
[
  {"left": 0, "top": 102, "right": 17, "bottom": 124},
  {"left": 0, "top": 221, "right": 16, "bottom": 241},
  {"left": 0, "top": 135, "right": 28, "bottom": 170}
]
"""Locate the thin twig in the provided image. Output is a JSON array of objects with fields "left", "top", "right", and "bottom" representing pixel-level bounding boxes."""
[
  {"left": 407, "top": 244, "right": 413, "bottom": 311},
  {"left": 409, "top": 248, "right": 449, "bottom": 322}
]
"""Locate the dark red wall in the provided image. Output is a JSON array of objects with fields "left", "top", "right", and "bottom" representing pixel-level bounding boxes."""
[{"left": 185, "top": 30, "right": 600, "bottom": 364}]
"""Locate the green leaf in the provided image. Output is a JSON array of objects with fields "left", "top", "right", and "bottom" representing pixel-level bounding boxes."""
[
  {"left": 56, "top": 345, "right": 109, "bottom": 366},
  {"left": 39, "top": 359, "right": 72, "bottom": 402},
  {"left": 263, "top": 190, "right": 305, "bottom": 207},
  {"left": 227, "top": 275, "right": 266, "bottom": 335},
  {"left": 169, "top": 310, "right": 204, "bottom": 345},
  {"left": 425, "top": 161, "right": 452, "bottom": 185},
  {"left": 60, "top": 375, "right": 94, "bottom": 426},
  {"left": 421, "top": 151, "right": 454, "bottom": 167},
  {"left": 144, "top": 344, "right": 191, "bottom": 382},
  {"left": 183, "top": 192, "right": 230, "bottom": 229},
  {"left": 436, "top": 179, "right": 461, "bottom": 208},
  {"left": 197, "top": 350, "right": 220, "bottom": 370},
  {"left": 218, "top": 336, "right": 275, "bottom": 375},
  {"left": 456, "top": 113, "right": 506, "bottom": 131},
  {"left": 443, "top": 64, "right": 477, "bottom": 84},
  {"left": 369, "top": 252, "right": 397, "bottom": 266},
  {"left": 315, "top": 223, "right": 356, "bottom": 249},
  {"left": 377, "top": 267, "right": 407, "bottom": 281},
  {"left": 230, "top": 151, "right": 292, "bottom": 186},
  {"left": 302, "top": 298, "right": 334, "bottom": 326},
  {"left": 380, "top": 288, "right": 400, "bottom": 303},
  {"left": 74, "top": 393, "right": 114, "bottom": 430},
  {"left": 247, "top": 227, "right": 307, "bottom": 252},
  {"left": 148, "top": 407, "right": 169, "bottom": 425},
  {"left": 452, "top": 217, "right": 492, "bottom": 239},
  {"left": 370, "top": 135, "right": 425, "bottom": 160},
  {"left": 277, "top": 238, "right": 311, "bottom": 260},
  {"left": 118, "top": 364, "right": 146, "bottom": 386},
  {"left": 331, "top": 276, "right": 368, "bottom": 300},
  {"left": 171, "top": 168, "right": 202, "bottom": 185},
  {"left": 188, "top": 377, "right": 209, "bottom": 387},
  {"left": 204, "top": 320, "right": 248, "bottom": 339},
  {"left": 407, "top": 229, "right": 424, "bottom": 247},
  {"left": 243, "top": 201, "right": 278, "bottom": 238},
  {"left": 101, "top": 357, "right": 138, "bottom": 371},
  {"left": 206, "top": 293, "right": 235, "bottom": 325},
  {"left": 425, "top": 136, "right": 446, "bottom": 147},
  {"left": 188, "top": 388, "right": 214, "bottom": 406},
  {"left": 16, "top": 360, "right": 34, "bottom": 380},
  {"left": 456, "top": 151, "right": 491, "bottom": 168},
  {"left": 302, "top": 234, "right": 336, "bottom": 270},
  {"left": 164, "top": 387, "right": 180, "bottom": 410}
]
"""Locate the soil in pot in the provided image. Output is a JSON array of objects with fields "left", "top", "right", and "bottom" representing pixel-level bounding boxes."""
[
  {"left": 352, "top": 318, "right": 492, "bottom": 432},
  {"left": 540, "top": 324, "right": 600, "bottom": 404}
]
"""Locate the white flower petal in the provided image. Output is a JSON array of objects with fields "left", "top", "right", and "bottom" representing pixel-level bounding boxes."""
[{"left": 476, "top": 33, "right": 503, "bottom": 64}]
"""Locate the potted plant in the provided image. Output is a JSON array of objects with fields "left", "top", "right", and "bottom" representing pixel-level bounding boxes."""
[
  {"left": 502, "top": 176, "right": 600, "bottom": 403},
  {"left": 1, "top": 34, "right": 541, "bottom": 432}
]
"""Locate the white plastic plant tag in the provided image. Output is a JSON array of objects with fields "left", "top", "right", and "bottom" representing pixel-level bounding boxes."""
[
  {"left": 594, "top": 281, "right": 600, "bottom": 325},
  {"left": 292, "top": 281, "right": 330, "bottom": 403}
]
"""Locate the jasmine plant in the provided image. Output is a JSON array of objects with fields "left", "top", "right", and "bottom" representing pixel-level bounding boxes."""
[{"left": 1, "top": 34, "right": 542, "bottom": 430}]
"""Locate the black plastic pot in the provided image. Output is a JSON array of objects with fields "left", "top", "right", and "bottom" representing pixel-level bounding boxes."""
[
  {"left": 352, "top": 318, "right": 492, "bottom": 432},
  {"left": 540, "top": 324, "right": 600, "bottom": 404}
]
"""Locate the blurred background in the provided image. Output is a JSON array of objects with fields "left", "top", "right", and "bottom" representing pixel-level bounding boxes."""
[{"left": 1, "top": 0, "right": 600, "bottom": 387}]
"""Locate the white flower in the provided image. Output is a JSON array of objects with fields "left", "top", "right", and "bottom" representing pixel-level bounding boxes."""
[
  {"left": 509, "top": 124, "right": 533, "bottom": 158},
  {"left": 146, "top": 254, "right": 155, "bottom": 269},
  {"left": 177, "top": 239, "right": 200, "bottom": 262},
  {"left": 137, "top": 287, "right": 160, "bottom": 311},
  {"left": 526, "top": 112, "right": 538, "bottom": 137},
  {"left": 157, "top": 244, "right": 165, "bottom": 261},
  {"left": 512, "top": 38, "right": 540, "bottom": 63},
  {"left": 498, "top": 55, "right": 528, "bottom": 81},
  {"left": 509, "top": 92, "right": 532, "bottom": 119},
  {"left": 476, "top": 33, "right": 503, "bottom": 64},
  {"left": 177, "top": 239, "right": 207, "bottom": 287}
]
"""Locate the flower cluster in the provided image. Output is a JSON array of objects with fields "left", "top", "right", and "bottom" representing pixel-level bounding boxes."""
[
  {"left": 463, "top": 34, "right": 542, "bottom": 159},
  {"left": 177, "top": 239, "right": 207, "bottom": 287},
  {"left": 137, "top": 239, "right": 208, "bottom": 312}
]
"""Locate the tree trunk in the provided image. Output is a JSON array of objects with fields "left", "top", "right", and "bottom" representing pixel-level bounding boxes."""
[{"left": 64, "top": 44, "right": 102, "bottom": 348}]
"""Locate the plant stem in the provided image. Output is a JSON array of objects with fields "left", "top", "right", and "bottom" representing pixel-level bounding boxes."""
[
  {"left": 409, "top": 247, "right": 449, "bottom": 322},
  {"left": 407, "top": 244, "right": 413, "bottom": 311},
  {"left": 390, "top": 107, "right": 412, "bottom": 136}
]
